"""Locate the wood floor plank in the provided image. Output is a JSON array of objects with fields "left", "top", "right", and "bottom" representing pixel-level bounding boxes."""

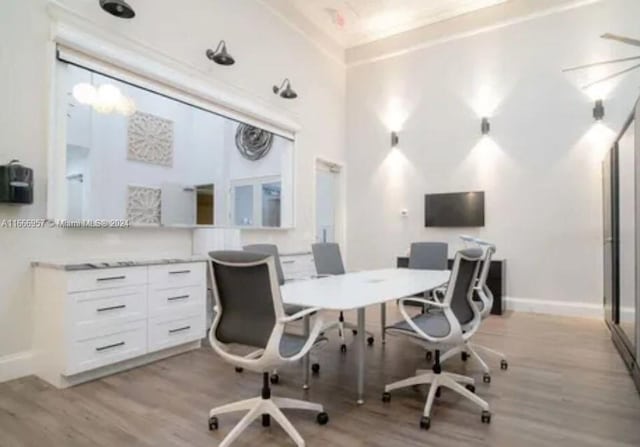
[{"left": 1, "top": 309, "right": 639, "bottom": 446}]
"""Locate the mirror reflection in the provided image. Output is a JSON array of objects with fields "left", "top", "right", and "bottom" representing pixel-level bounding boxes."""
[{"left": 59, "top": 61, "right": 294, "bottom": 228}]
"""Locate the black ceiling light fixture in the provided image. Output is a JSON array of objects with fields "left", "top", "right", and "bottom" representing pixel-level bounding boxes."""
[
  {"left": 99, "top": 0, "right": 136, "bottom": 19},
  {"left": 273, "top": 79, "right": 298, "bottom": 99},
  {"left": 206, "top": 41, "right": 235, "bottom": 66}
]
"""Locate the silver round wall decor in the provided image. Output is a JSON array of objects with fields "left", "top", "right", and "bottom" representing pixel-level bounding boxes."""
[{"left": 235, "top": 123, "right": 274, "bottom": 161}]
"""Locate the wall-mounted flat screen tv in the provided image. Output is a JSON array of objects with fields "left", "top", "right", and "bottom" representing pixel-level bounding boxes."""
[{"left": 425, "top": 191, "right": 485, "bottom": 227}]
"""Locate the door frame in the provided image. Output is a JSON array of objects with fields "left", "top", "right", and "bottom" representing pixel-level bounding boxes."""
[{"left": 314, "top": 157, "right": 346, "bottom": 256}]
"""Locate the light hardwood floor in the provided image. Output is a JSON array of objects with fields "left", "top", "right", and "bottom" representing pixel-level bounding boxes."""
[{"left": 1, "top": 309, "right": 640, "bottom": 447}]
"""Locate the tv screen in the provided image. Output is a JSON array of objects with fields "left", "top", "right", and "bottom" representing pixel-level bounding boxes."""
[{"left": 425, "top": 191, "right": 485, "bottom": 227}]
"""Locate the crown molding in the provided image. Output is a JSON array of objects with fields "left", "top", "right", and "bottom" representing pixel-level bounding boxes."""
[
  {"left": 346, "top": 0, "right": 601, "bottom": 67},
  {"left": 256, "top": 0, "right": 345, "bottom": 66}
]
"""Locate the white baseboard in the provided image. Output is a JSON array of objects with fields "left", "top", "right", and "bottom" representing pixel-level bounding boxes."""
[
  {"left": 506, "top": 297, "right": 604, "bottom": 319},
  {"left": 0, "top": 351, "right": 34, "bottom": 383}
]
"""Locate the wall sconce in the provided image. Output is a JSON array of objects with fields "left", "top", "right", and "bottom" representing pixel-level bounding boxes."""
[
  {"left": 273, "top": 79, "right": 298, "bottom": 99},
  {"left": 593, "top": 99, "right": 605, "bottom": 121},
  {"left": 481, "top": 117, "right": 490, "bottom": 135},
  {"left": 391, "top": 131, "right": 399, "bottom": 147},
  {"left": 206, "top": 40, "right": 235, "bottom": 66}
]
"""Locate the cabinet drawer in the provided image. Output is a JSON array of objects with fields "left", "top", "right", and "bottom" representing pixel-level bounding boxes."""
[
  {"left": 148, "top": 314, "right": 205, "bottom": 353},
  {"left": 281, "top": 255, "right": 316, "bottom": 280},
  {"left": 70, "top": 286, "right": 147, "bottom": 339},
  {"left": 66, "top": 321, "right": 147, "bottom": 376},
  {"left": 148, "top": 262, "right": 206, "bottom": 289},
  {"left": 67, "top": 267, "right": 147, "bottom": 293},
  {"left": 148, "top": 285, "right": 205, "bottom": 318}
]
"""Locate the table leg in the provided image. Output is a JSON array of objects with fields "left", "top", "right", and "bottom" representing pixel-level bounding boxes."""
[
  {"left": 380, "top": 303, "right": 386, "bottom": 344},
  {"left": 303, "top": 315, "right": 310, "bottom": 390},
  {"left": 357, "top": 308, "right": 365, "bottom": 405}
]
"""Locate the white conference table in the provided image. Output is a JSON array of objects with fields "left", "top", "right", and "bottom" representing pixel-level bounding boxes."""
[{"left": 281, "top": 268, "right": 450, "bottom": 405}]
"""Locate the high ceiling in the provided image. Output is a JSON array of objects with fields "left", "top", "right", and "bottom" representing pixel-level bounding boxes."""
[{"left": 280, "top": 0, "right": 510, "bottom": 47}]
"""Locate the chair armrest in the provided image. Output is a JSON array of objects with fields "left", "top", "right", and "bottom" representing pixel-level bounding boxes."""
[
  {"left": 399, "top": 297, "right": 447, "bottom": 309},
  {"left": 281, "top": 313, "right": 325, "bottom": 362},
  {"left": 279, "top": 306, "right": 322, "bottom": 323}
]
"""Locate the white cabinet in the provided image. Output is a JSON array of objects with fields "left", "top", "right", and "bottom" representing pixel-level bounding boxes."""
[
  {"left": 281, "top": 252, "right": 316, "bottom": 281},
  {"left": 32, "top": 259, "right": 207, "bottom": 388}
]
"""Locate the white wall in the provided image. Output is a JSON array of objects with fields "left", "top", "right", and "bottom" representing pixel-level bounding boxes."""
[
  {"left": 0, "top": 0, "right": 345, "bottom": 374},
  {"left": 345, "top": 0, "right": 640, "bottom": 315}
]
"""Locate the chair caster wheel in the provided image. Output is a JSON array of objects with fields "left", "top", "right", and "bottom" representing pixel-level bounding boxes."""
[
  {"left": 483, "top": 373, "right": 491, "bottom": 384},
  {"left": 419, "top": 416, "right": 431, "bottom": 430},
  {"left": 481, "top": 411, "right": 491, "bottom": 424},
  {"left": 340, "top": 344, "right": 347, "bottom": 353},
  {"left": 311, "top": 363, "right": 320, "bottom": 374},
  {"left": 425, "top": 351, "right": 433, "bottom": 361},
  {"left": 466, "top": 384, "right": 476, "bottom": 393},
  {"left": 235, "top": 367, "right": 243, "bottom": 373},
  {"left": 435, "top": 387, "right": 441, "bottom": 398},
  {"left": 461, "top": 352, "right": 469, "bottom": 362},
  {"left": 367, "top": 336, "right": 374, "bottom": 346},
  {"left": 270, "top": 374, "right": 279, "bottom": 385},
  {"left": 208, "top": 416, "right": 219, "bottom": 431},
  {"left": 316, "top": 412, "right": 329, "bottom": 425},
  {"left": 382, "top": 392, "right": 391, "bottom": 403},
  {"left": 352, "top": 329, "right": 358, "bottom": 335},
  {"left": 500, "top": 360, "right": 509, "bottom": 370}
]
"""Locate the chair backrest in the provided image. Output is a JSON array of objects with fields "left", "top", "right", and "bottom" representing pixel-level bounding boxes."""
[
  {"left": 243, "top": 244, "right": 285, "bottom": 285},
  {"left": 408, "top": 242, "right": 448, "bottom": 270},
  {"left": 311, "top": 243, "right": 345, "bottom": 276},
  {"left": 442, "top": 248, "right": 483, "bottom": 326},
  {"left": 476, "top": 242, "right": 496, "bottom": 294},
  {"left": 209, "top": 250, "right": 282, "bottom": 349}
]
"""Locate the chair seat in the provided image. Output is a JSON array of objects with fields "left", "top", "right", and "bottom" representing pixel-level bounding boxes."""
[
  {"left": 386, "top": 312, "right": 451, "bottom": 338},
  {"left": 280, "top": 333, "right": 327, "bottom": 357}
]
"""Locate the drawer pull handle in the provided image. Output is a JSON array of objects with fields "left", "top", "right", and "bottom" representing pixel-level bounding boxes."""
[
  {"left": 97, "top": 304, "right": 126, "bottom": 312},
  {"left": 96, "top": 341, "right": 125, "bottom": 352},
  {"left": 282, "top": 260, "right": 295, "bottom": 264},
  {"left": 169, "top": 270, "right": 191, "bottom": 275},
  {"left": 169, "top": 325, "right": 191, "bottom": 334},
  {"left": 97, "top": 275, "right": 126, "bottom": 282},
  {"left": 168, "top": 295, "right": 190, "bottom": 301}
]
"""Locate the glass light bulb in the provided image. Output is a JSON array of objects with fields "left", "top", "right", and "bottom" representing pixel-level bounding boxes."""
[
  {"left": 72, "top": 83, "right": 97, "bottom": 105},
  {"left": 97, "top": 84, "right": 122, "bottom": 105},
  {"left": 116, "top": 96, "right": 137, "bottom": 117}
]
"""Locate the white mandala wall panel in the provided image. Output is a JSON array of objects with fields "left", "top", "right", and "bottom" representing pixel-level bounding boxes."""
[
  {"left": 127, "top": 111, "right": 174, "bottom": 166},
  {"left": 127, "top": 186, "right": 161, "bottom": 224}
]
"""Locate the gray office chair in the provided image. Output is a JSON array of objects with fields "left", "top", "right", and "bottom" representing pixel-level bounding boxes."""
[
  {"left": 408, "top": 242, "right": 448, "bottom": 270},
  {"left": 311, "top": 242, "right": 375, "bottom": 352},
  {"left": 207, "top": 251, "right": 329, "bottom": 447},
  {"left": 440, "top": 238, "right": 508, "bottom": 383},
  {"left": 243, "top": 244, "right": 321, "bottom": 380},
  {"left": 403, "top": 242, "right": 449, "bottom": 341},
  {"left": 382, "top": 248, "right": 491, "bottom": 430}
]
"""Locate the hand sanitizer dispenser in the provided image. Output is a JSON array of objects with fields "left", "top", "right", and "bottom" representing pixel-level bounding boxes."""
[{"left": 0, "top": 160, "right": 33, "bottom": 204}]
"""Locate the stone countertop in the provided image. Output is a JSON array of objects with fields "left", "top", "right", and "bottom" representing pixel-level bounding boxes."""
[{"left": 32, "top": 256, "right": 208, "bottom": 271}]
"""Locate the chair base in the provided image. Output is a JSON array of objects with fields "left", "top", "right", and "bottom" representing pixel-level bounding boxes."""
[
  {"left": 209, "top": 395, "right": 326, "bottom": 447},
  {"left": 384, "top": 369, "right": 489, "bottom": 421},
  {"left": 440, "top": 341, "right": 508, "bottom": 376}
]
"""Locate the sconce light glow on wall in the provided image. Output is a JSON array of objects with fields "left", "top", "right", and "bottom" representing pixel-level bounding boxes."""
[
  {"left": 391, "top": 131, "right": 399, "bottom": 147},
  {"left": 72, "top": 83, "right": 136, "bottom": 116},
  {"left": 593, "top": 99, "right": 605, "bottom": 121},
  {"left": 481, "top": 117, "right": 490, "bottom": 135}
]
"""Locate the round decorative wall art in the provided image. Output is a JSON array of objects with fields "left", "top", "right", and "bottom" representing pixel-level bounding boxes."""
[{"left": 235, "top": 123, "right": 274, "bottom": 161}]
